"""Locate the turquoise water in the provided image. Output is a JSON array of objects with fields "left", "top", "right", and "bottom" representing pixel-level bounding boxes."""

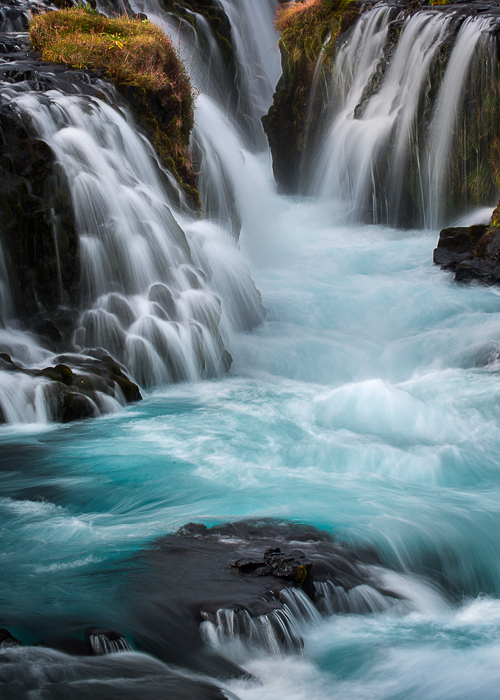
[{"left": 3, "top": 199, "right": 500, "bottom": 696}]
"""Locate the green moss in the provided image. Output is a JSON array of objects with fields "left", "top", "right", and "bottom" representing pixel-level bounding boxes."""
[
  {"left": 29, "top": 8, "right": 200, "bottom": 204},
  {"left": 276, "top": 0, "right": 356, "bottom": 80}
]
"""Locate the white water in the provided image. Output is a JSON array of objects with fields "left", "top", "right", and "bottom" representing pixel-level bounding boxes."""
[
  {"left": 2, "top": 2, "right": 500, "bottom": 699},
  {"left": 0, "top": 0, "right": 280, "bottom": 422},
  {"left": 315, "top": 7, "right": 499, "bottom": 227},
  {"left": 427, "top": 16, "right": 497, "bottom": 228}
]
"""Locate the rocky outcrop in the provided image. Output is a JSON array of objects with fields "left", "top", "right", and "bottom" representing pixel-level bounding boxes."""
[
  {"left": 0, "top": 60, "right": 79, "bottom": 326},
  {"left": 0, "top": 351, "right": 141, "bottom": 423},
  {"left": 264, "top": 0, "right": 500, "bottom": 211},
  {"left": 433, "top": 201, "right": 500, "bottom": 284},
  {"left": 161, "top": 0, "right": 233, "bottom": 61},
  {"left": 119, "top": 519, "right": 402, "bottom": 672},
  {"left": 0, "top": 519, "right": 403, "bottom": 682},
  {"left": 230, "top": 545, "right": 315, "bottom": 599},
  {"left": 263, "top": 0, "right": 359, "bottom": 192}
]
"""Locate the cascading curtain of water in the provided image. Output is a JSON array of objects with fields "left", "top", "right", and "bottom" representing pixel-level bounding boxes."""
[
  {"left": 0, "top": 0, "right": 279, "bottom": 422},
  {"left": 313, "top": 5, "right": 499, "bottom": 228}
]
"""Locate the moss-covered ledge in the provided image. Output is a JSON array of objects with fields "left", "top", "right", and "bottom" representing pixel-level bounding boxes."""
[
  {"left": 29, "top": 7, "right": 200, "bottom": 209},
  {"left": 263, "top": 0, "right": 358, "bottom": 192}
]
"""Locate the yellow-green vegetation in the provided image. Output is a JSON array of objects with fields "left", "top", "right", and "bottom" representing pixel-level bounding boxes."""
[
  {"left": 491, "top": 199, "right": 500, "bottom": 227},
  {"left": 276, "top": 0, "right": 356, "bottom": 77},
  {"left": 429, "top": 0, "right": 448, "bottom": 5},
  {"left": 29, "top": 7, "right": 199, "bottom": 207},
  {"left": 262, "top": 0, "right": 357, "bottom": 191}
]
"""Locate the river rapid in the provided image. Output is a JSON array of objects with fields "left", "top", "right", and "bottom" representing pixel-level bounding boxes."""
[
  {"left": 3, "top": 193, "right": 500, "bottom": 697},
  {"left": 2, "top": 0, "right": 500, "bottom": 697}
]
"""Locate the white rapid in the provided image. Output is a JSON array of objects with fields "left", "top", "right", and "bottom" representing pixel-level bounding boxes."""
[{"left": 314, "top": 6, "right": 499, "bottom": 227}]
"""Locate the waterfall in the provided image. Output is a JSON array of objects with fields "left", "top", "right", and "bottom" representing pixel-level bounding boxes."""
[
  {"left": 0, "top": 82, "right": 263, "bottom": 387},
  {"left": 0, "top": 0, "right": 279, "bottom": 423},
  {"left": 426, "top": 16, "right": 498, "bottom": 228},
  {"left": 200, "top": 588, "right": 321, "bottom": 658},
  {"left": 314, "top": 6, "right": 500, "bottom": 227}
]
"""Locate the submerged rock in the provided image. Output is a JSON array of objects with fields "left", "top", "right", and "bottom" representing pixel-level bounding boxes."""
[
  {"left": 0, "top": 645, "right": 230, "bottom": 700},
  {"left": 0, "top": 628, "right": 22, "bottom": 647},
  {"left": 85, "top": 627, "right": 133, "bottom": 655}
]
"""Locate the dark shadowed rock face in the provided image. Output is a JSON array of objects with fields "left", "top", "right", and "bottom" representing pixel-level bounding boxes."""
[
  {"left": 117, "top": 519, "right": 402, "bottom": 676},
  {"left": 433, "top": 220, "right": 500, "bottom": 284},
  {"left": 0, "top": 36, "right": 115, "bottom": 360},
  {"left": 0, "top": 35, "right": 115, "bottom": 330},
  {"left": 0, "top": 351, "right": 141, "bottom": 424}
]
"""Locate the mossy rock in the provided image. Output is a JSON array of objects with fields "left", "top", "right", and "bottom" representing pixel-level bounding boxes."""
[
  {"left": 160, "top": 0, "right": 233, "bottom": 61},
  {"left": 50, "top": 382, "right": 96, "bottom": 422},
  {"left": 29, "top": 8, "right": 200, "bottom": 208},
  {"left": 263, "top": 0, "right": 359, "bottom": 192}
]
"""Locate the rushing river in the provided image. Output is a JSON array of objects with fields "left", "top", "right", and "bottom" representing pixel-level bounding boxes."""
[
  {"left": 2, "top": 0, "right": 500, "bottom": 697},
  {"left": 3, "top": 194, "right": 500, "bottom": 697}
]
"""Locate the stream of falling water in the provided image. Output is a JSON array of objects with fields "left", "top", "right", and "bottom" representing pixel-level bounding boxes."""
[{"left": 2, "top": 1, "right": 500, "bottom": 698}]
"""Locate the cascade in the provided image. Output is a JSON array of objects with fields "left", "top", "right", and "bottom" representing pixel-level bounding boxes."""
[
  {"left": 314, "top": 5, "right": 500, "bottom": 227},
  {"left": 0, "top": 0, "right": 278, "bottom": 423},
  {"left": 4, "top": 2, "right": 500, "bottom": 700}
]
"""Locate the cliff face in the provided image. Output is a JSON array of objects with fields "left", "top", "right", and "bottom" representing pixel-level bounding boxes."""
[{"left": 263, "top": 0, "right": 358, "bottom": 193}]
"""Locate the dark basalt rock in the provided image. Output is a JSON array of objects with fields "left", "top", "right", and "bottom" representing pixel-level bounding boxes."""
[
  {"left": 0, "top": 628, "right": 22, "bottom": 647},
  {"left": 0, "top": 36, "right": 107, "bottom": 335},
  {"left": 0, "top": 519, "right": 404, "bottom": 688},
  {"left": 231, "top": 546, "right": 314, "bottom": 599},
  {"left": 0, "top": 351, "right": 142, "bottom": 424},
  {"left": 116, "top": 519, "right": 401, "bottom": 677},
  {"left": 433, "top": 219, "right": 500, "bottom": 285},
  {"left": 263, "top": 2, "right": 362, "bottom": 194}
]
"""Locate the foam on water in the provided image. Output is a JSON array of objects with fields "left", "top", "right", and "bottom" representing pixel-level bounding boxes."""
[
  {"left": 2, "top": 192, "right": 500, "bottom": 696},
  {"left": 2, "top": 1, "right": 500, "bottom": 697}
]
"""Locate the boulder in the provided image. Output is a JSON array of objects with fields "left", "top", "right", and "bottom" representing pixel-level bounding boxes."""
[{"left": 433, "top": 214, "right": 500, "bottom": 285}]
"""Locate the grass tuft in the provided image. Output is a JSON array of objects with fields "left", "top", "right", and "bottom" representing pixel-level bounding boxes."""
[
  {"left": 29, "top": 7, "right": 198, "bottom": 205},
  {"left": 30, "top": 8, "right": 192, "bottom": 106},
  {"left": 275, "top": 0, "right": 354, "bottom": 72}
]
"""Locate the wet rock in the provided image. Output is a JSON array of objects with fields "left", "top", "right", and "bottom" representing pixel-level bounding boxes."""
[
  {"left": 263, "top": 1, "right": 361, "bottom": 193},
  {"left": 0, "top": 628, "right": 22, "bottom": 647},
  {"left": 45, "top": 383, "right": 96, "bottom": 423},
  {"left": 231, "top": 546, "right": 314, "bottom": 599},
  {"left": 121, "top": 519, "right": 400, "bottom": 675},
  {"left": 0, "top": 645, "right": 230, "bottom": 700},
  {"left": 148, "top": 283, "right": 177, "bottom": 319},
  {"left": 0, "top": 350, "right": 141, "bottom": 423},
  {"left": 433, "top": 217, "right": 500, "bottom": 285}
]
